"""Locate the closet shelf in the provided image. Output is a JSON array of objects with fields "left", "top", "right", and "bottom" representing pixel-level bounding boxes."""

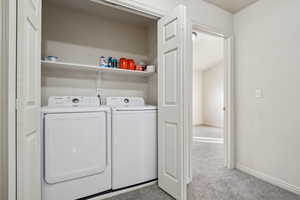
[{"left": 41, "top": 60, "right": 155, "bottom": 77}]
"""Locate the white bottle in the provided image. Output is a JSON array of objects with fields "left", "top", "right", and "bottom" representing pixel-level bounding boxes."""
[{"left": 99, "top": 56, "right": 107, "bottom": 67}]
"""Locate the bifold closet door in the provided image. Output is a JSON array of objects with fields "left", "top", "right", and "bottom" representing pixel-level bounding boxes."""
[
  {"left": 157, "top": 4, "right": 191, "bottom": 200},
  {"left": 17, "top": 0, "right": 42, "bottom": 199}
]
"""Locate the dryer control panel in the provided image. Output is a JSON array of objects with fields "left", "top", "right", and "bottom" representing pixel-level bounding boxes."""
[
  {"left": 48, "top": 96, "right": 100, "bottom": 107},
  {"left": 106, "top": 97, "right": 145, "bottom": 107}
]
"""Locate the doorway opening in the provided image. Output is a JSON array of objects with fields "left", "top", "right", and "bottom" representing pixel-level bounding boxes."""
[
  {"left": 192, "top": 30, "right": 225, "bottom": 143},
  {"left": 191, "top": 28, "right": 227, "bottom": 174}
]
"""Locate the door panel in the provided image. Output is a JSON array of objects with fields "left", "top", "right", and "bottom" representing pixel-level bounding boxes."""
[
  {"left": 164, "top": 122, "right": 178, "bottom": 179},
  {"left": 164, "top": 19, "right": 177, "bottom": 41},
  {"left": 164, "top": 49, "right": 178, "bottom": 105},
  {"left": 158, "top": 5, "right": 188, "bottom": 200},
  {"left": 17, "top": 0, "right": 41, "bottom": 199},
  {"left": 25, "top": 18, "right": 38, "bottom": 102}
]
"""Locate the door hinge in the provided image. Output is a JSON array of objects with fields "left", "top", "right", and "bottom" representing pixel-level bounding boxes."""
[{"left": 16, "top": 98, "right": 20, "bottom": 111}]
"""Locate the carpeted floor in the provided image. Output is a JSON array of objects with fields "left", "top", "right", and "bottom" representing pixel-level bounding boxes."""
[
  {"left": 187, "top": 141, "right": 300, "bottom": 200},
  {"left": 103, "top": 127, "right": 300, "bottom": 200}
]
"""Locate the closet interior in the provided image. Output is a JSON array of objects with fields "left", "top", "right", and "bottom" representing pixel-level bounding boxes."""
[
  {"left": 41, "top": 0, "right": 158, "bottom": 106},
  {"left": 41, "top": 1, "right": 160, "bottom": 199}
]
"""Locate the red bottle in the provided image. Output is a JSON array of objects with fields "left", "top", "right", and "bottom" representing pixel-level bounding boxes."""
[
  {"left": 119, "top": 58, "right": 128, "bottom": 69},
  {"left": 127, "top": 59, "right": 135, "bottom": 70}
]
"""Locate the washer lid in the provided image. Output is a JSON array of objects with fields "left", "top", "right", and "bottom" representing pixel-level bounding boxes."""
[{"left": 42, "top": 106, "right": 110, "bottom": 114}]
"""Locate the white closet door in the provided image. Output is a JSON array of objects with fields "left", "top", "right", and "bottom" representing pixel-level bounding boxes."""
[
  {"left": 157, "top": 5, "right": 190, "bottom": 200},
  {"left": 17, "top": 0, "right": 41, "bottom": 199}
]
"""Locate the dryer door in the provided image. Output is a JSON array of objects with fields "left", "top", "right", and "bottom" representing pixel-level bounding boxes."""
[{"left": 44, "top": 112, "right": 107, "bottom": 184}]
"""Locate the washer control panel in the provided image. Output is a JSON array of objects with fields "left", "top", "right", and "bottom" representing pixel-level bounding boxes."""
[{"left": 48, "top": 96, "right": 100, "bottom": 107}]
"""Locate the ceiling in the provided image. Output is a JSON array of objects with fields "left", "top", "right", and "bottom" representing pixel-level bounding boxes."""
[
  {"left": 204, "top": 0, "right": 259, "bottom": 13},
  {"left": 44, "top": 0, "right": 154, "bottom": 27},
  {"left": 193, "top": 31, "right": 224, "bottom": 71}
]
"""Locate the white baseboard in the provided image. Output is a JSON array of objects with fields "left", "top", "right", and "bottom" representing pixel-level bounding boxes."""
[
  {"left": 201, "top": 123, "right": 223, "bottom": 128},
  {"left": 193, "top": 136, "right": 224, "bottom": 144},
  {"left": 237, "top": 164, "right": 300, "bottom": 196},
  {"left": 192, "top": 124, "right": 202, "bottom": 127},
  {"left": 88, "top": 181, "right": 157, "bottom": 200}
]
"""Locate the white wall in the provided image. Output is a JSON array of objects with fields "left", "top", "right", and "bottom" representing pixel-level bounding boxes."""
[
  {"left": 147, "top": 22, "right": 158, "bottom": 105},
  {"left": 202, "top": 62, "right": 224, "bottom": 127},
  {"left": 126, "top": 0, "right": 233, "bottom": 36},
  {"left": 185, "top": 0, "right": 233, "bottom": 36},
  {"left": 192, "top": 34, "right": 203, "bottom": 125},
  {"left": 193, "top": 70, "right": 203, "bottom": 125},
  {"left": 193, "top": 30, "right": 224, "bottom": 71},
  {"left": 234, "top": 0, "right": 300, "bottom": 194},
  {"left": 42, "top": 3, "right": 150, "bottom": 65}
]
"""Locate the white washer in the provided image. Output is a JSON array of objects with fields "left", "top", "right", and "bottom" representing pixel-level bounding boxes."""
[
  {"left": 42, "top": 96, "right": 111, "bottom": 200},
  {"left": 106, "top": 97, "right": 158, "bottom": 190}
]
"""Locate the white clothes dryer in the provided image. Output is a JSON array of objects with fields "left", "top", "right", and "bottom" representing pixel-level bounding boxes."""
[
  {"left": 106, "top": 97, "right": 158, "bottom": 190},
  {"left": 42, "top": 96, "right": 111, "bottom": 200}
]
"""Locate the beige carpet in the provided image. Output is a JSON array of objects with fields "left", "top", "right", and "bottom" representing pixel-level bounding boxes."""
[{"left": 96, "top": 128, "right": 300, "bottom": 200}]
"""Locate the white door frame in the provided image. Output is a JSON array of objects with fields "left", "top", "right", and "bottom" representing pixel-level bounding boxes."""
[
  {"left": 191, "top": 21, "right": 235, "bottom": 169},
  {"left": 2, "top": 0, "right": 17, "bottom": 200},
  {"left": 4, "top": 1, "right": 164, "bottom": 200},
  {"left": 91, "top": 0, "right": 165, "bottom": 18}
]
